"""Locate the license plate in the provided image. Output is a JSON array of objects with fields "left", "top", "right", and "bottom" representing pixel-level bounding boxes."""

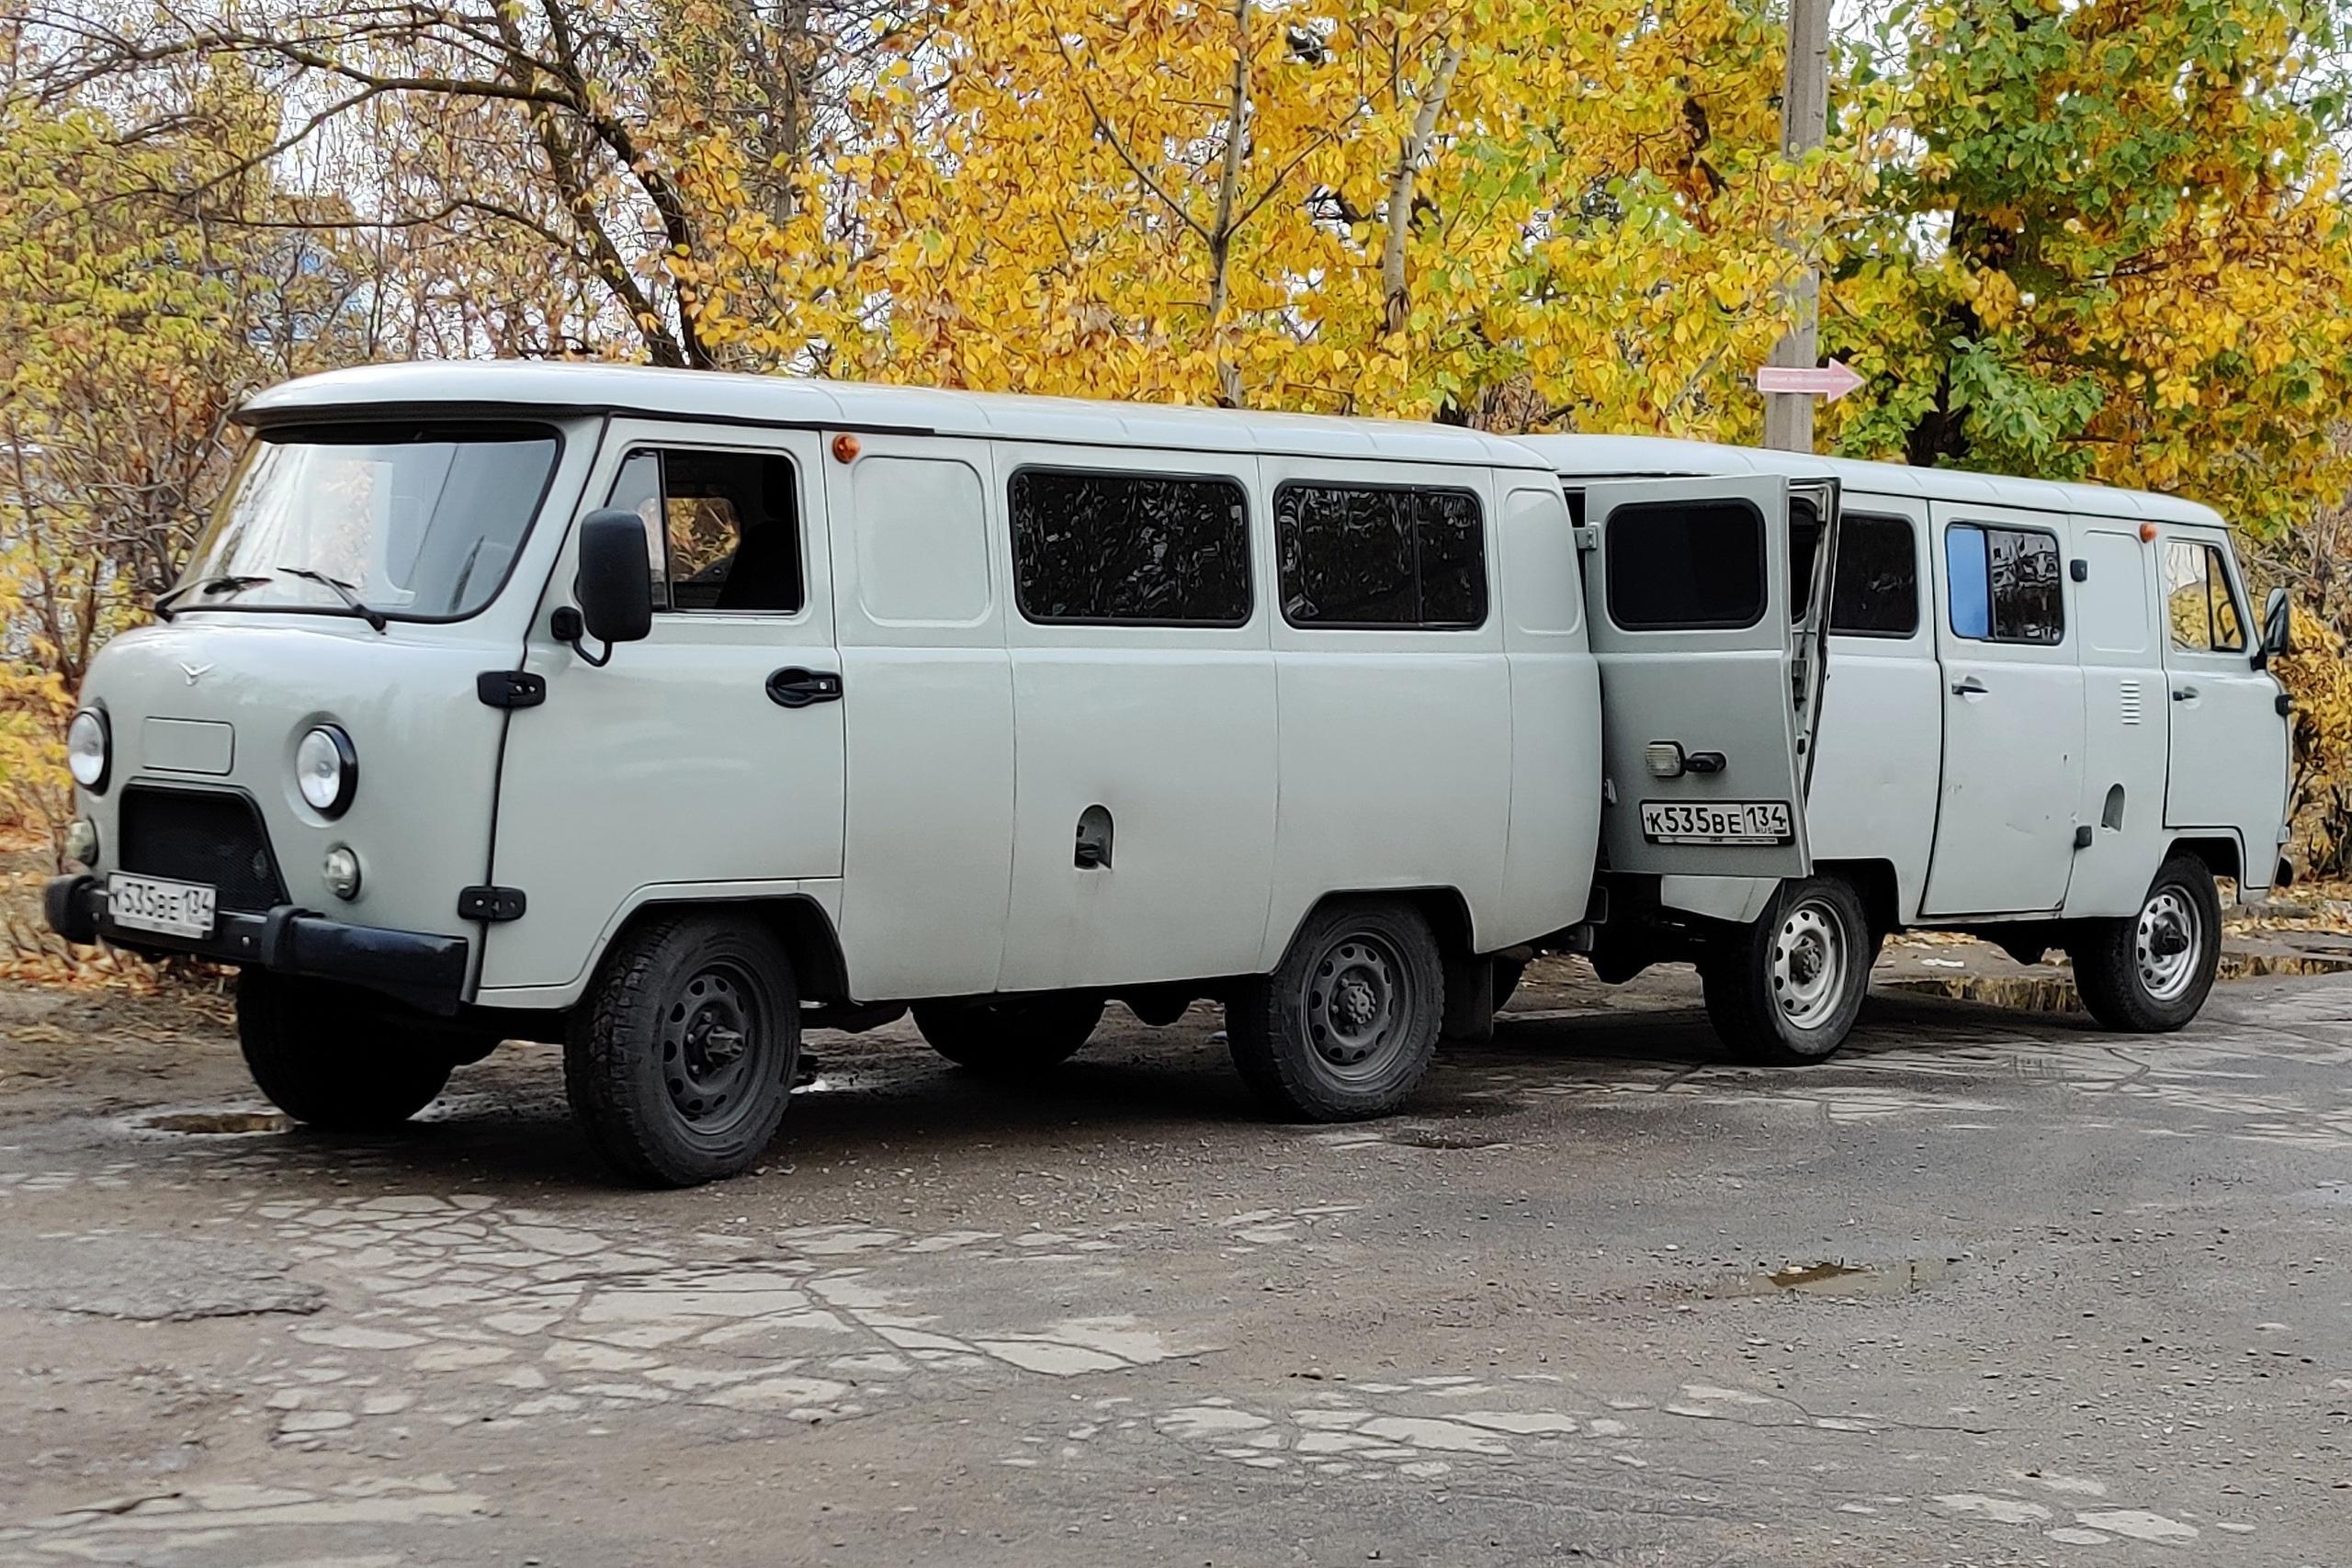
[
  {"left": 107, "top": 873, "right": 218, "bottom": 939},
  {"left": 1640, "top": 800, "right": 1794, "bottom": 846}
]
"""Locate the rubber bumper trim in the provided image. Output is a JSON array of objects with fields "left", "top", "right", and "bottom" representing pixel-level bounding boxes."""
[{"left": 44, "top": 874, "right": 469, "bottom": 1014}]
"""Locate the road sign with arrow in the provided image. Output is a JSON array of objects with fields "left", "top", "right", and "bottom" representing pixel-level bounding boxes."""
[{"left": 1755, "top": 360, "right": 1866, "bottom": 401}]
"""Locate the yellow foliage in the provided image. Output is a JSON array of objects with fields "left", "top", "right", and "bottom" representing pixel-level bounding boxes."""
[
  {"left": 674, "top": 0, "right": 1883, "bottom": 434},
  {"left": 2275, "top": 603, "right": 2352, "bottom": 878}
]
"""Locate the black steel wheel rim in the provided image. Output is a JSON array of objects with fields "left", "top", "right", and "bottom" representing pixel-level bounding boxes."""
[
  {"left": 659, "top": 959, "right": 775, "bottom": 1135},
  {"left": 1303, "top": 929, "right": 1414, "bottom": 1082}
]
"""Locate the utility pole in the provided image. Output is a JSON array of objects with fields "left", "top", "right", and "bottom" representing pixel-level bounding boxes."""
[{"left": 1762, "top": 0, "right": 1831, "bottom": 453}]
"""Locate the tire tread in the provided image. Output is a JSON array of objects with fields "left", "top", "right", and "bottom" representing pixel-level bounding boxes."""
[
  {"left": 1227, "top": 899, "right": 1443, "bottom": 1121},
  {"left": 1701, "top": 875, "right": 1871, "bottom": 1066},
  {"left": 2065, "top": 853, "right": 2220, "bottom": 1033},
  {"left": 562, "top": 914, "right": 797, "bottom": 1187}
]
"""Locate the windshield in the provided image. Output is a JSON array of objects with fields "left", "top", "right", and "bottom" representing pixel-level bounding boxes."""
[{"left": 175, "top": 423, "right": 559, "bottom": 621}]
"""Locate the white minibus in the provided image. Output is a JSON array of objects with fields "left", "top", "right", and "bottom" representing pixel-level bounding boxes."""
[
  {"left": 44, "top": 367, "right": 2291, "bottom": 1183},
  {"left": 1521, "top": 434, "right": 2293, "bottom": 1058}
]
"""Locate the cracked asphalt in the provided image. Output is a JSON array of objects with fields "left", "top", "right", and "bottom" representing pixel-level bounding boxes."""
[{"left": 1, "top": 954, "right": 2347, "bottom": 1566}]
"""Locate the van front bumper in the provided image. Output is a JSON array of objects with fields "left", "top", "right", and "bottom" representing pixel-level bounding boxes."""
[{"left": 44, "top": 874, "right": 469, "bottom": 1014}]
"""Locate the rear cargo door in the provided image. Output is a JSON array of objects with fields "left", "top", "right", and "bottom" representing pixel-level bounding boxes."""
[{"left": 1580, "top": 475, "right": 1815, "bottom": 879}]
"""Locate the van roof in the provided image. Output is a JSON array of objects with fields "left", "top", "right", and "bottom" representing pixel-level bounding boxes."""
[
  {"left": 1515, "top": 434, "right": 2228, "bottom": 528},
  {"left": 240, "top": 361, "right": 1558, "bottom": 471}
]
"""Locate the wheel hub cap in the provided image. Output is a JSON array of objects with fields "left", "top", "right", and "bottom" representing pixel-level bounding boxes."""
[
  {"left": 660, "top": 964, "right": 768, "bottom": 1129},
  {"left": 1770, "top": 899, "right": 1849, "bottom": 1032},
  {"left": 1306, "top": 937, "right": 1408, "bottom": 1074},
  {"left": 2136, "top": 888, "right": 2201, "bottom": 1002}
]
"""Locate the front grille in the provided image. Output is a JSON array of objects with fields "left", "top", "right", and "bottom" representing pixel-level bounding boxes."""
[{"left": 119, "top": 785, "right": 288, "bottom": 913}]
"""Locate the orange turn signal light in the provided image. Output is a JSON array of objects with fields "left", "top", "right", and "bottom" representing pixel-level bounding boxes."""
[{"left": 831, "top": 433, "right": 861, "bottom": 464}]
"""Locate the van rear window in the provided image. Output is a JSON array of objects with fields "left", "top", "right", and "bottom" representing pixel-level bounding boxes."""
[
  {"left": 1604, "top": 500, "right": 1766, "bottom": 630},
  {"left": 1009, "top": 469, "right": 1251, "bottom": 625}
]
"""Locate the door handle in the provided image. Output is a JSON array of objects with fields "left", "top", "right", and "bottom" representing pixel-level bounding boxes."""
[
  {"left": 2173, "top": 684, "right": 2199, "bottom": 703},
  {"left": 1951, "top": 676, "right": 1988, "bottom": 697},
  {"left": 766, "top": 667, "right": 842, "bottom": 708}
]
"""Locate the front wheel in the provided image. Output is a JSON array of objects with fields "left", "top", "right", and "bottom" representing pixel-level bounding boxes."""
[
  {"left": 1227, "top": 899, "right": 1444, "bottom": 1120},
  {"left": 238, "top": 970, "right": 454, "bottom": 1130},
  {"left": 1701, "top": 875, "right": 1871, "bottom": 1066},
  {"left": 564, "top": 914, "right": 799, "bottom": 1187},
  {"left": 2066, "top": 853, "right": 2222, "bottom": 1032},
  {"left": 913, "top": 993, "right": 1104, "bottom": 1077}
]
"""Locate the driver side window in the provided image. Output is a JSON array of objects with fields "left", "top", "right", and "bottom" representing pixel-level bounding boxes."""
[
  {"left": 605, "top": 447, "right": 805, "bottom": 613},
  {"left": 2163, "top": 540, "right": 2245, "bottom": 654}
]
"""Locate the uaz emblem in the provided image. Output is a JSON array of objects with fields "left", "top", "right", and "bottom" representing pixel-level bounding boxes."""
[{"left": 178, "top": 661, "right": 213, "bottom": 684}]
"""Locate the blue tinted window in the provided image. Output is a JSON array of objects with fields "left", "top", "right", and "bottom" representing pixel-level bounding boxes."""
[
  {"left": 1946, "top": 522, "right": 2064, "bottom": 645},
  {"left": 1947, "top": 525, "right": 1990, "bottom": 639}
]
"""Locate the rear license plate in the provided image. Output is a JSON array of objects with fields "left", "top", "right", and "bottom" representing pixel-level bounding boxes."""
[
  {"left": 107, "top": 873, "right": 218, "bottom": 939},
  {"left": 1639, "top": 800, "right": 1794, "bottom": 846}
]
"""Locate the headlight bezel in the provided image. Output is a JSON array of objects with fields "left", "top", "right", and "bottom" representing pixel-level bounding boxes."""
[
  {"left": 296, "top": 724, "right": 358, "bottom": 818},
  {"left": 66, "top": 708, "right": 110, "bottom": 793}
]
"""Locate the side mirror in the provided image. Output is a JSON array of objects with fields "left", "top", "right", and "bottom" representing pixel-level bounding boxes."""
[
  {"left": 573, "top": 508, "right": 653, "bottom": 647},
  {"left": 2258, "top": 586, "right": 2291, "bottom": 668}
]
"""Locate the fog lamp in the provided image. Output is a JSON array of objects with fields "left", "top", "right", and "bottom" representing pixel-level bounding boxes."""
[
  {"left": 322, "top": 844, "right": 362, "bottom": 901},
  {"left": 63, "top": 818, "right": 98, "bottom": 867}
]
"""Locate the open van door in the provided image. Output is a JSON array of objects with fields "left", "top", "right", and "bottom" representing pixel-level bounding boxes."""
[{"left": 1578, "top": 475, "right": 1828, "bottom": 881}]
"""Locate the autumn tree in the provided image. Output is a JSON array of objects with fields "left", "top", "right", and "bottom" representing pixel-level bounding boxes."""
[
  {"left": 21, "top": 0, "right": 933, "bottom": 369},
  {"left": 684, "top": 0, "right": 1873, "bottom": 431},
  {"left": 1826, "top": 0, "right": 2352, "bottom": 536},
  {"left": 0, "top": 51, "right": 316, "bottom": 843}
]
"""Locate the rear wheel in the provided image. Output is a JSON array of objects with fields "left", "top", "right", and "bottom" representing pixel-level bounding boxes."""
[
  {"left": 913, "top": 993, "right": 1104, "bottom": 1077},
  {"left": 1701, "top": 875, "right": 1871, "bottom": 1065},
  {"left": 237, "top": 970, "right": 453, "bottom": 1130},
  {"left": 2066, "top": 853, "right": 2222, "bottom": 1032},
  {"left": 565, "top": 914, "right": 799, "bottom": 1187},
  {"left": 1227, "top": 899, "right": 1443, "bottom": 1120}
]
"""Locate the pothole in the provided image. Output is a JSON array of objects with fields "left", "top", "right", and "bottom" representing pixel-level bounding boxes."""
[
  {"left": 1705, "top": 1257, "right": 1956, "bottom": 1300},
  {"left": 1385, "top": 1126, "right": 1505, "bottom": 1150},
  {"left": 142, "top": 1111, "right": 295, "bottom": 1135},
  {"left": 1408, "top": 1091, "right": 1525, "bottom": 1121}
]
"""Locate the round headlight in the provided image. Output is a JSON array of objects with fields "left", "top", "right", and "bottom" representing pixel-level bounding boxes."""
[
  {"left": 66, "top": 709, "right": 109, "bottom": 791},
  {"left": 296, "top": 725, "right": 357, "bottom": 816}
]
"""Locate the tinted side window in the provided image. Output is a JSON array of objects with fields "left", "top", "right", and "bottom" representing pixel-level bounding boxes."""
[
  {"left": 2164, "top": 540, "right": 2245, "bottom": 653},
  {"left": 1828, "top": 513, "right": 1919, "bottom": 637},
  {"left": 1605, "top": 500, "right": 1766, "bottom": 630},
  {"left": 1946, "top": 524, "right": 2063, "bottom": 645},
  {"left": 606, "top": 447, "right": 804, "bottom": 613},
  {"left": 1788, "top": 500, "right": 1823, "bottom": 623},
  {"left": 1277, "top": 483, "right": 1487, "bottom": 628},
  {"left": 1009, "top": 469, "right": 1250, "bottom": 625}
]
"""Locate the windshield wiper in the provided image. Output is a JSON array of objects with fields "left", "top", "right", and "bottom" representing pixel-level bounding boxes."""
[
  {"left": 277, "top": 567, "right": 388, "bottom": 633},
  {"left": 154, "top": 573, "right": 274, "bottom": 620}
]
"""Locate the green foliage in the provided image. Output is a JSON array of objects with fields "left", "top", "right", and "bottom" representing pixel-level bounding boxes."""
[{"left": 1826, "top": 0, "right": 2352, "bottom": 536}]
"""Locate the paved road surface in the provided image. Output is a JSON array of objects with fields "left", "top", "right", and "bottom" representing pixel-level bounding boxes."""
[{"left": 1, "top": 960, "right": 2346, "bottom": 1566}]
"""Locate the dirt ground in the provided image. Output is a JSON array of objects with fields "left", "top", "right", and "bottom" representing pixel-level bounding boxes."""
[{"left": 1, "top": 950, "right": 2348, "bottom": 1567}]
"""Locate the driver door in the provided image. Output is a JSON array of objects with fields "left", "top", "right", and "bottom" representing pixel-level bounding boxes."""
[
  {"left": 481, "top": 420, "right": 845, "bottom": 997},
  {"left": 1580, "top": 475, "right": 1826, "bottom": 880}
]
